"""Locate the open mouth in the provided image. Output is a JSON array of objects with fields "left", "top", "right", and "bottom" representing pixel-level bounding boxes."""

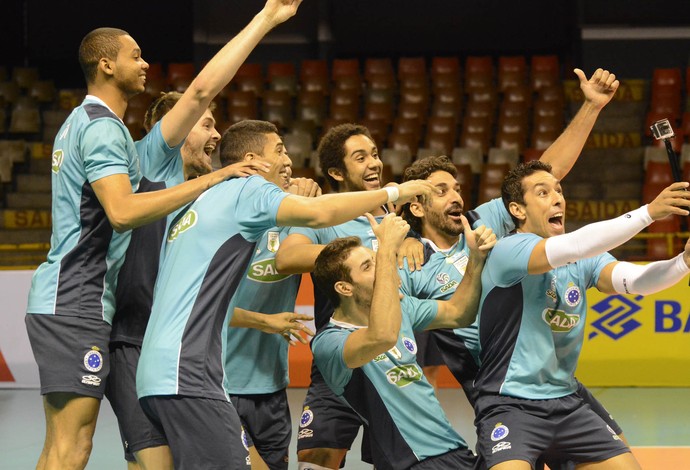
[
  {"left": 203, "top": 144, "right": 215, "bottom": 157},
  {"left": 548, "top": 212, "right": 564, "bottom": 230},
  {"left": 363, "top": 174, "right": 380, "bottom": 187},
  {"left": 445, "top": 205, "right": 464, "bottom": 222}
]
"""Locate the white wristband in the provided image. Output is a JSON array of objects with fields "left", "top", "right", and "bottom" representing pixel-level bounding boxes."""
[{"left": 384, "top": 186, "right": 400, "bottom": 203}]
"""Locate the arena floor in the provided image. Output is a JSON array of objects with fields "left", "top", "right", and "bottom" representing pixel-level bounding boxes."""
[{"left": 1, "top": 387, "right": 689, "bottom": 469}]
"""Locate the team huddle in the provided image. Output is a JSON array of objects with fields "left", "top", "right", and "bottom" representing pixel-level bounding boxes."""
[{"left": 23, "top": 0, "right": 690, "bottom": 469}]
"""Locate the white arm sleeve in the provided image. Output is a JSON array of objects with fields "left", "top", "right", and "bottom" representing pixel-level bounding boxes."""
[
  {"left": 545, "top": 206, "right": 653, "bottom": 268},
  {"left": 611, "top": 255, "right": 690, "bottom": 295}
]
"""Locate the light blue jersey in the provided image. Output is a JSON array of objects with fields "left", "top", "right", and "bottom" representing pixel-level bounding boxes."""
[
  {"left": 27, "top": 96, "right": 143, "bottom": 323},
  {"left": 312, "top": 296, "right": 468, "bottom": 468},
  {"left": 288, "top": 214, "right": 384, "bottom": 329},
  {"left": 137, "top": 175, "right": 289, "bottom": 401},
  {"left": 225, "top": 226, "right": 300, "bottom": 394},
  {"left": 399, "top": 197, "right": 514, "bottom": 359},
  {"left": 476, "top": 232, "right": 615, "bottom": 399}
]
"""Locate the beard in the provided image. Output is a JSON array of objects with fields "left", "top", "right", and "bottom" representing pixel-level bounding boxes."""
[{"left": 424, "top": 205, "right": 464, "bottom": 238}]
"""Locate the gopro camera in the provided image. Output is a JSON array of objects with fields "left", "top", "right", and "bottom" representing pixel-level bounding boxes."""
[{"left": 650, "top": 118, "right": 675, "bottom": 140}]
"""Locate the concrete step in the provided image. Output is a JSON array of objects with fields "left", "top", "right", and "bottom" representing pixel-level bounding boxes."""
[
  {"left": 0, "top": 229, "right": 51, "bottom": 244},
  {"left": 5, "top": 192, "right": 52, "bottom": 209},
  {"left": 0, "top": 209, "right": 51, "bottom": 229},
  {"left": 16, "top": 174, "right": 51, "bottom": 193}
]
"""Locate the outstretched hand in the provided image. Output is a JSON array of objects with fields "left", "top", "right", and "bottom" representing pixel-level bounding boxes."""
[
  {"left": 648, "top": 181, "right": 690, "bottom": 220},
  {"left": 261, "top": 312, "right": 314, "bottom": 346},
  {"left": 394, "top": 180, "right": 440, "bottom": 205},
  {"left": 574, "top": 68, "right": 619, "bottom": 110}
]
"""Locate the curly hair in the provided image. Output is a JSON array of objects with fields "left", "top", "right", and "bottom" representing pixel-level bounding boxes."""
[
  {"left": 399, "top": 155, "right": 458, "bottom": 234},
  {"left": 317, "top": 124, "right": 373, "bottom": 192}
]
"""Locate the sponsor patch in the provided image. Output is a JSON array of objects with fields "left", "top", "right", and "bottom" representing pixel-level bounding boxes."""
[
  {"left": 373, "top": 353, "right": 389, "bottom": 363},
  {"left": 248, "top": 259, "right": 289, "bottom": 283},
  {"left": 298, "top": 429, "right": 314, "bottom": 439},
  {"left": 299, "top": 409, "right": 314, "bottom": 428},
  {"left": 607, "top": 425, "right": 621, "bottom": 441},
  {"left": 436, "top": 273, "right": 450, "bottom": 285},
  {"left": 385, "top": 364, "right": 422, "bottom": 388},
  {"left": 440, "top": 280, "right": 458, "bottom": 294},
  {"left": 167, "top": 210, "right": 198, "bottom": 242},
  {"left": 81, "top": 375, "right": 101, "bottom": 386},
  {"left": 542, "top": 308, "right": 580, "bottom": 332},
  {"left": 564, "top": 283, "right": 582, "bottom": 307},
  {"left": 83, "top": 347, "right": 103, "bottom": 372},
  {"left": 51, "top": 150, "right": 64, "bottom": 174},
  {"left": 491, "top": 423, "right": 509, "bottom": 441},
  {"left": 402, "top": 337, "right": 417, "bottom": 354},
  {"left": 492, "top": 441, "right": 512, "bottom": 454}
]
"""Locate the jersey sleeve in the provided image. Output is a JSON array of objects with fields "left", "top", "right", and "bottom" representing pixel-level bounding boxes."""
[
  {"left": 486, "top": 233, "right": 542, "bottom": 287},
  {"left": 136, "top": 121, "right": 184, "bottom": 182},
  {"left": 81, "top": 118, "right": 132, "bottom": 183},
  {"left": 235, "top": 176, "right": 291, "bottom": 242},
  {"left": 402, "top": 296, "right": 438, "bottom": 331},
  {"left": 582, "top": 252, "right": 617, "bottom": 288},
  {"left": 475, "top": 197, "right": 515, "bottom": 239},
  {"left": 311, "top": 328, "right": 354, "bottom": 394},
  {"left": 286, "top": 225, "right": 332, "bottom": 244}
]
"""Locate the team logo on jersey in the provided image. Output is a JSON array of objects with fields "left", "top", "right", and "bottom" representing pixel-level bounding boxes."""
[
  {"left": 564, "top": 283, "right": 582, "bottom": 307},
  {"left": 402, "top": 337, "right": 417, "bottom": 354},
  {"left": 491, "top": 423, "right": 510, "bottom": 441},
  {"left": 248, "top": 259, "right": 289, "bottom": 283},
  {"left": 299, "top": 408, "right": 314, "bottom": 428},
  {"left": 81, "top": 375, "right": 101, "bottom": 386},
  {"left": 58, "top": 123, "right": 70, "bottom": 140},
  {"left": 267, "top": 231, "right": 280, "bottom": 253},
  {"left": 385, "top": 364, "right": 422, "bottom": 387},
  {"left": 51, "top": 150, "right": 64, "bottom": 174},
  {"left": 298, "top": 429, "right": 313, "bottom": 439},
  {"left": 167, "top": 210, "right": 197, "bottom": 242},
  {"left": 436, "top": 273, "right": 450, "bottom": 285},
  {"left": 388, "top": 346, "right": 402, "bottom": 360},
  {"left": 83, "top": 347, "right": 103, "bottom": 372},
  {"left": 542, "top": 308, "right": 580, "bottom": 332},
  {"left": 241, "top": 427, "right": 249, "bottom": 450}
]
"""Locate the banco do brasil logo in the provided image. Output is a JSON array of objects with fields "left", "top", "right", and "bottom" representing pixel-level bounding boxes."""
[{"left": 589, "top": 294, "right": 643, "bottom": 340}]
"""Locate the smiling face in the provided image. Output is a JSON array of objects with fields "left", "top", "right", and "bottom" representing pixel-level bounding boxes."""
[
  {"left": 511, "top": 170, "right": 566, "bottom": 238},
  {"left": 331, "top": 134, "right": 383, "bottom": 192},
  {"left": 416, "top": 170, "right": 466, "bottom": 246},
  {"left": 111, "top": 35, "right": 148, "bottom": 96},
  {"left": 259, "top": 132, "right": 293, "bottom": 191},
  {"left": 181, "top": 108, "right": 220, "bottom": 179}
]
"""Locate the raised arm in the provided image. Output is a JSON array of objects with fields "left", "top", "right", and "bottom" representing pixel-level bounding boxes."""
[
  {"left": 342, "top": 214, "right": 409, "bottom": 369},
  {"left": 160, "top": 0, "right": 302, "bottom": 146},
  {"left": 275, "top": 180, "right": 437, "bottom": 229},
  {"left": 540, "top": 68, "right": 619, "bottom": 180},
  {"left": 427, "top": 217, "right": 496, "bottom": 329},
  {"left": 92, "top": 160, "right": 269, "bottom": 232},
  {"left": 528, "top": 182, "right": 690, "bottom": 274},
  {"left": 275, "top": 233, "right": 325, "bottom": 274}
]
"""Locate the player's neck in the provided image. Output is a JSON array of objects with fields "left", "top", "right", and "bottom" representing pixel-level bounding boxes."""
[
  {"left": 421, "top": 225, "right": 458, "bottom": 250},
  {"left": 333, "top": 303, "right": 369, "bottom": 327},
  {"left": 87, "top": 83, "right": 128, "bottom": 119}
]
